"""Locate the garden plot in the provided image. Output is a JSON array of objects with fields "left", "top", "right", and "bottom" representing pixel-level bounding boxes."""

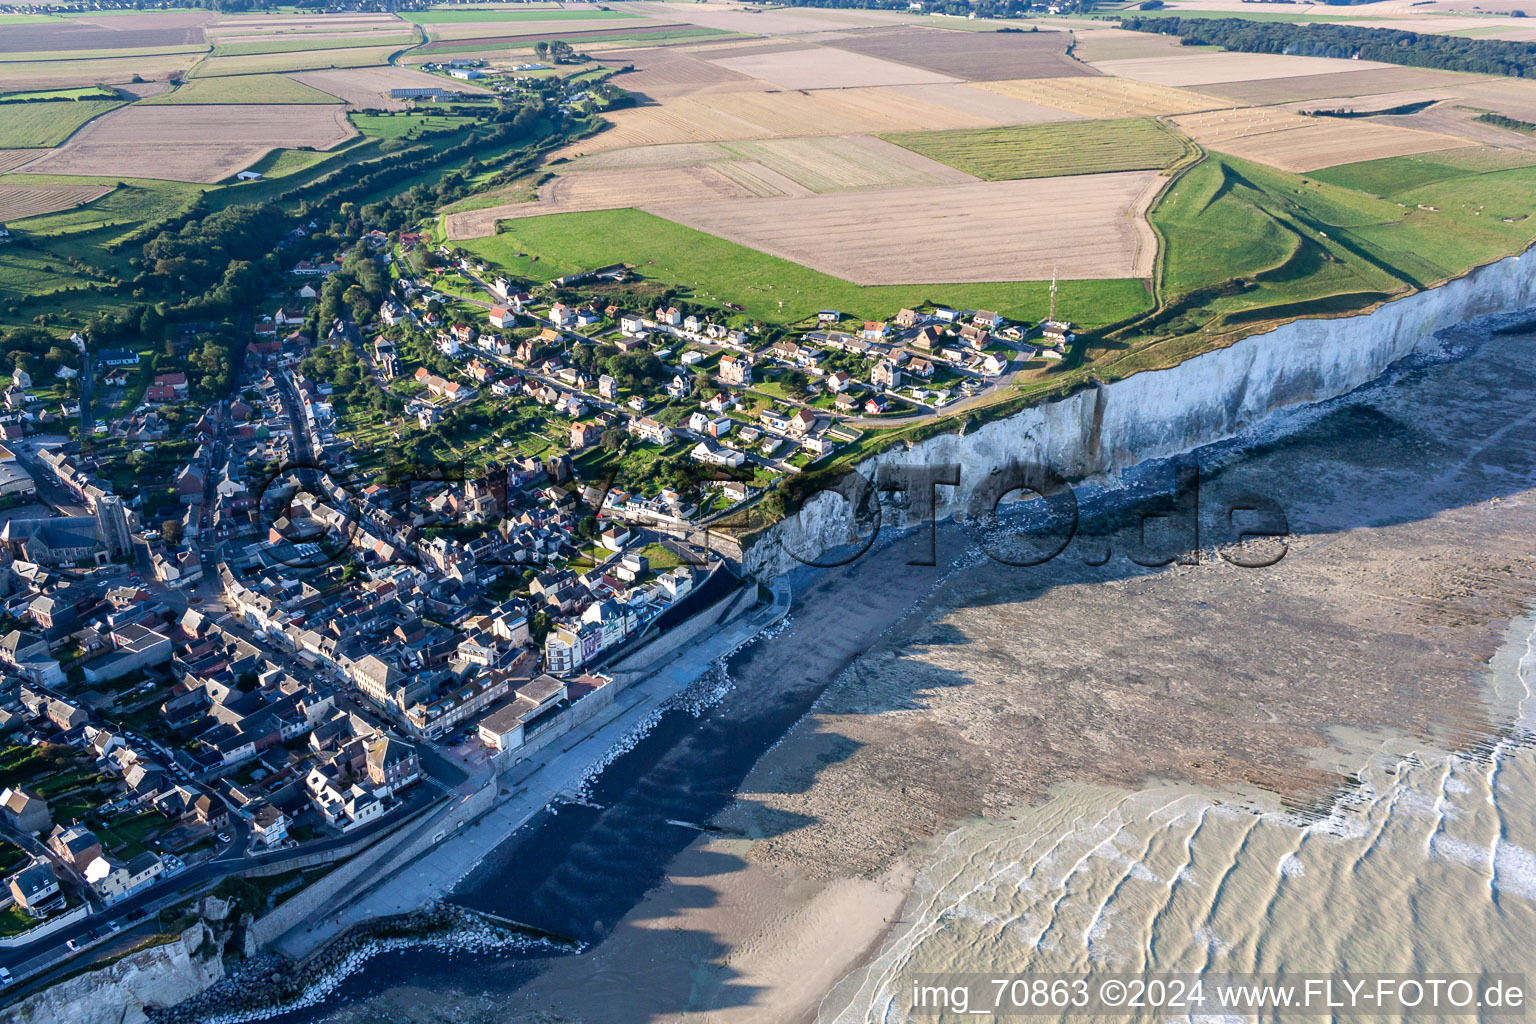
[
  {"left": 1171, "top": 107, "right": 1473, "bottom": 172},
  {"left": 647, "top": 171, "right": 1165, "bottom": 284},
  {"left": 19, "top": 103, "right": 355, "bottom": 182}
]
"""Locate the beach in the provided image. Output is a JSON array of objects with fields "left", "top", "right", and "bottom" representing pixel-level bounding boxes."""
[{"left": 248, "top": 319, "right": 1536, "bottom": 1024}]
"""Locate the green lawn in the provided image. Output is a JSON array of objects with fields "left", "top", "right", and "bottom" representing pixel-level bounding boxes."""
[
  {"left": 880, "top": 118, "right": 1189, "bottom": 181},
  {"left": 0, "top": 98, "right": 122, "bottom": 148},
  {"left": 212, "top": 33, "right": 418, "bottom": 56},
  {"left": 232, "top": 147, "right": 334, "bottom": 180},
  {"left": 0, "top": 85, "right": 118, "bottom": 101},
  {"left": 351, "top": 112, "right": 476, "bottom": 139},
  {"left": 143, "top": 73, "right": 342, "bottom": 104},
  {"left": 456, "top": 208, "right": 1152, "bottom": 326},
  {"left": 1142, "top": 150, "right": 1536, "bottom": 335}
]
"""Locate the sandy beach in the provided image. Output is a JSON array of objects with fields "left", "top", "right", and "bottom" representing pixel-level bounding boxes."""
[{"left": 492, "top": 324, "right": 1536, "bottom": 1023}]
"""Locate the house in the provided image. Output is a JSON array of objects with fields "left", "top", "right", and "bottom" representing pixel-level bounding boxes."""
[
  {"left": 907, "top": 357, "right": 935, "bottom": 379},
  {"left": 972, "top": 310, "right": 1004, "bottom": 330},
  {"left": 959, "top": 324, "right": 989, "bottom": 348},
  {"left": 872, "top": 360, "right": 902, "bottom": 390},
  {"left": 718, "top": 354, "right": 751, "bottom": 386},
  {"left": 598, "top": 374, "right": 618, "bottom": 400},
  {"left": 0, "top": 788, "right": 49, "bottom": 834},
  {"left": 548, "top": 302, "right": 571, "bottom": 326},
  {"left": 250, "top": 803, "right": 289, "bottom": 848},
  {"left": 9, "top": 861, "right": 62, "bottom": 917},
  {"left": 620, "top": 314, "right": 645, "bottom": 336},
  {"left": 655, "top": 306, "right": 681, "bottom": 327},
  {"left": 10, "top": 368, "right": 30, "bottom": 390},
  {"left": 48, "top": 823, "right": 102, "bottom": 870},
  {"left": 817, "top": 310, "right": 841, "bottom": 323},
  {"left": 894, "top": 308, "right": 920, "bottom": 329},
  {"left": 788, "top": 409, "right": 816, "bottom": 436},
  {"left": 683, "top": 314, "right": 703, "bottom": 334},
  {"left": 366, "top": 736, "right": 420, "bottom": 794},
  {"left": 981, "top": 352, "right": 1010, "bottom": 376},
  {"left": 488, "top": 306, "right": 514, "bottom": 329},
  {"left": 864, "top": 395, "right": 888, "bottom": 415},
  {"left": 600, "top": 524, "right": 632, "bottom": 551},
  {"left": 1041, "top": 319, "right": 1075, "bottom": 346},
  {"left": 933, "top": 308, "right": 959, "bottom": 322},
  {"left": 912, "top": 325, "right": 944, "bottom": 351},
  {"left": 98, "top": 349, "right": 140, "bottom": 367},
  {"left": 570, "top": 421, "right": 602, "bottom": 450},
  {"left": 860, "top": 321, "right": 888, "bottom": 341},
  {"left": 827, "top": 370, "right": 852, "bottom": 393},
  {"left": 628, "top": 417, "right": 673, "bottom": 445}
]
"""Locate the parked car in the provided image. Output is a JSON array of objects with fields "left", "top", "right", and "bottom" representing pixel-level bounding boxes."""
[{"left": 217, "top": 833, "right": 231, "bottom": 844}]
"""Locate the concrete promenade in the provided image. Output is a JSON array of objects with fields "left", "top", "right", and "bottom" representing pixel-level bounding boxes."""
[{"left": 272, "top": 578, "right": 792, "bottom": 959}]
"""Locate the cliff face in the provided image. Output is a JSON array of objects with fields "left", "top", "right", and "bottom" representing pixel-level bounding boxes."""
[
  {"left": 1, "top": 924, "right": 224, "bottom": 1024},
  {"left": 745, "top": 248, "right": 1536, "bottom": 578}
]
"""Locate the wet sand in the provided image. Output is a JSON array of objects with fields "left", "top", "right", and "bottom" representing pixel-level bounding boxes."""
[{"left": 502, "top": 326, "right": 1536, "bottom": 1022}]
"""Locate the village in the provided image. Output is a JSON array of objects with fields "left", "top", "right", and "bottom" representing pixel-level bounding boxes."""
[{"left": 0, "top": 200, "right": 1081, "bottom": 993}]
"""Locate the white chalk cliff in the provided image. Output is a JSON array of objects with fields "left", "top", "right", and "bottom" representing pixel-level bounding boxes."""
[{"left": 745, "top": 247, "right": 1536, "bottom": 577}]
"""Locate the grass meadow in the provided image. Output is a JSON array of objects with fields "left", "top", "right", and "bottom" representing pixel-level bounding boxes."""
[{"left": 881, "top": 118, "right": 1190, "bottom": 181}]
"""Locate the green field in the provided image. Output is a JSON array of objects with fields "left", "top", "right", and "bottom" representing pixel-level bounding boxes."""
[
  {"left": 4, "top": 175, "right": 201, "bottom": 239},
  {"left": 144, "top": 72, "right": 341, "bottom": 104},
  {"left": 880, "top": 118, "right": 1189, "bottom": 181},
  {"left": 232, "top": 147, "right": 333, "bottom": 181},
  {"left": 415, "top": 26, "right": 732, "bottom": 56},
  {"left": 351, "top": 112, "right": 476, "bottom": 138},
  {"left": 0, "top": 97, "right": 121, "bottom": 147},
  {"left": 1309, "top": 146, "right": 1536, "bottom": 197},
  {"left": 0, "top": 85, "right": 118, "bottom": 101},
  {"left": 456, "top": 207, "right": 1152, "bottom": 326},
  {"left": 402, "top": 9, "right": 636, "bottom": 22},
  {"left": 1142, "top": 150, "right": 1536, "bottom": 335},
  {"left": 212, "top": 33, "right": 418, "bottom": 56}
]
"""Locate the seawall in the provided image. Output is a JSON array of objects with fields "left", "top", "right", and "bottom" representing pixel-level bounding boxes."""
[{"left": 744, "top": 247, "right": 1536, "bottom": 577}]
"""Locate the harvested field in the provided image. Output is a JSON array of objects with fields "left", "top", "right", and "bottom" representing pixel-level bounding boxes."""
[
  {"left": 290, "top": 65, "right": 494, "bottom": 109},
  {"left": 1171, "top": 107, "right": 1473, "bottom": 172},
  {"left": 1368, "top": 102, "right": 1536, "bottom": 152},
  {"left": 625, "top": 1, "right": 913, "bottom": 35},
  {"left": 722, "top": 135, "right": 978, "bottom": 191},
  {"left": 116, "top": 80, "right": 172, "bottom": 98},
  {"left": 1090, "top": 53, "right": 1394, "bottom": 88},
  {"left": 0, "top": 150, "right": 42, "bottom": 174},
  {"left": 0, "top": 53, "right": 203, "bottom": 92},
  {"left": 682, "top": 40, "right": 819, "bottom": 59},
  {"left": 421, "top": 17, "right": 641, "bottom": 40},
  {"left": 1070, "top": 27, "right": 1197, "bottom": 63},
  {"left": 19, "top": 103, "right": 355, "bottom": 182},
  {"left": 0, "top": 12, "right": 211, "bottom": 53},
  {"left": 188, "top": 45, "right": 404, "bottom": 78},
  {"left": 206, "top": 13, "right": 404, "bottom": 37},
  {"left": 0, "top": 98, "right": 122, "bottom": 148},
  {"left": 977, "top": 76, "right": 1226, "bottom": 117},
  {"left": 0, "top": 183, "right": 112, "bottom": 221},
  {"left": 142, "top": 73, "right": 340, "bottom": 104},
  {"left": 596, "top": 46, "right": 758, "bottom": 97},
  {"left": 647, "top": 171, "right": 1164, "bottom": 284},
  {"left": 707, "top": 47, "right": 957, "bottom": 89},
  {"left": 445, "top": 162, "right": 801, "bottom": 237},
  {"left": 877, "top": 82, "right": 1078, "bottom": 124},
  {"left": 1206, "top": 66, "right": 1488, "bottom": 104},
  {"left": 1447, "top": 78, "right": 1536, "bottom": 121},
  {"left": 882, "top": 117, "right": 1188, "bottom": 180},
  {"left": 564, "top": 134, "right": 978, "bottom": 193},
  {"left": 824, "top": 25, "right": 1091, "bottom": 81},
  {"left": 573, "top": 82, "right": 1057, "bottom": 154}
]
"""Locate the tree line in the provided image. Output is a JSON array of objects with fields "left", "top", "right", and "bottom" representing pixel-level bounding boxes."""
[{"left": 1119, "top": 16, "right": 1536, "bottom": 77}]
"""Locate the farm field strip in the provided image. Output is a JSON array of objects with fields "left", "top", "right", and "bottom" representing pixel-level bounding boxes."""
[
  {"left": 594, "top": 46, "right": 757, "bottom": 95},
  {"left": 1171, "top": 107, "right": 1474, "bottom": 172},
  {"left": 142, "top": 73, "right": 342, "bottom": 105},
  {"left": 0, "top": 183, "right": 112, "bottom": 220},
  {"left": 1205, "top": 66, "right": 1490, "bottom": 104},
  {"left": 818, "top": 24, "right": 1091, "bottom": 81},
  {"left": 645, "top": 171, "right": 1166, "bottom": 285},
  {"left": 0, "top": 53, "right": 204, "bottom": 92},
  {"left": 18, "top": 103, "right": 357, "bottom": 183},
  {"left": 188, "top": 44, "right": 406, "bottom": 78},
  {"left": 0, "top": 150, "right": 42, "bottom": 174},
  {"left": 1444, "top": 78, "right": 1536, "bottom": 121},
  {"left": 422, "top": 18, "right": 647, "bottom": 40},
  {"left": 705, "top": 48, "right": 959, "bottom": 90},
  {"left": 1089, "top": 52, "right": 1396, "bottom": 88},
  {"left": 211, "top": 32, "right": 418, "bottom": 56},
  {"left": 976, "top": 76, "right": 1228, "bottom": 117},
  {"left": 0, "top": 13, "right": 210, "bottom": 54},
  {"left": 0, "top": 98, "right": 123, "bottom": 148},
  {"left": 881, "top": 117, "right": 1188, "bottom": 180},
  {"left": 290, "top": 66, "right": 494, "bottom": 109}
]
